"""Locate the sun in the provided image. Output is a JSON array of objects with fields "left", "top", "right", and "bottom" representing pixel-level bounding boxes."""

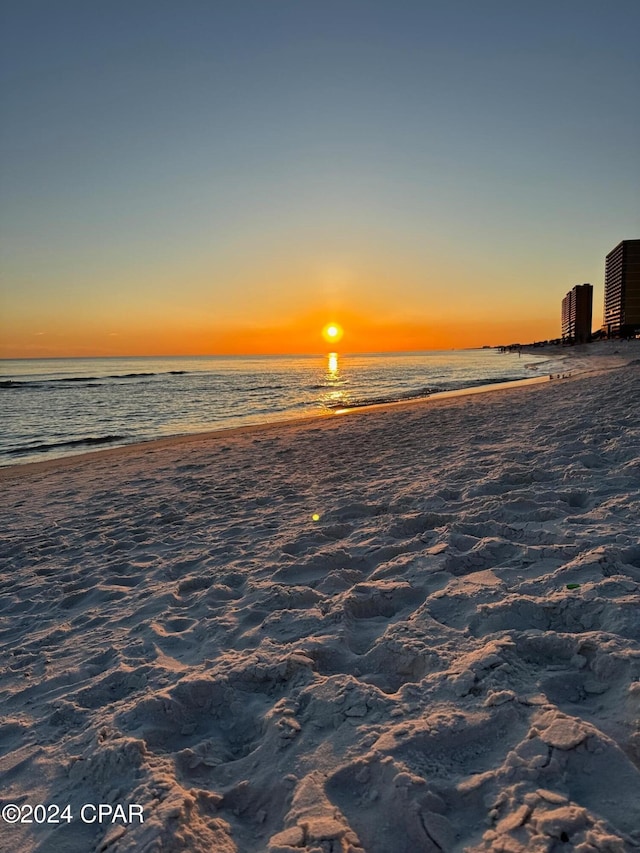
[{"left": 322, "top": 322, "right": 344, "bottom": 344}]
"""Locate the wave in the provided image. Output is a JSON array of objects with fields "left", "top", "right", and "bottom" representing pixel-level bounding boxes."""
[
  {"left": 243, "top": 383, "right": 286, "bottom": 392},
  {"left": 0, "top": 380, "right": 29, "bottom": 389},
  {"left": 5, "top": 435, "right": 128, "bottom": 455},
  {"left": 323, "top": 375, "right": 524, "bottom": 410},
  {"left": 324, "top": 387, "right": 436, "bottom": 410},
  {"left": 0, "top": 370, "right": 189, "bottom": 389},
  {"left": 308, "top": 382, "right": 349, "bottom": 390},
  {"left": 447, "top": 374, "right": 519, "bottom": 389}
]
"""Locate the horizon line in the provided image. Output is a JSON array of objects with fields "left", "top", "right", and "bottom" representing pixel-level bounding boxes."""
[{"left": 0, "top": 346, "right": 507, "bottom": 361}]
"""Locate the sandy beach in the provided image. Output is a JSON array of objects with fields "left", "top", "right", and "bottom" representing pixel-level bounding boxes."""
[{"left": 2, "top": 344, "right": 640, "bottom": 853}]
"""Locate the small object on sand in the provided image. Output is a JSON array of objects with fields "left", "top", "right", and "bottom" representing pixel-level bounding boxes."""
[{"left": 566, "top": 583, "right": 581, "bottom": 590}]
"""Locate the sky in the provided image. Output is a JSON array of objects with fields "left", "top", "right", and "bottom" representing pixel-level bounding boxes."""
[{"left": 1, "top": 0, "right": 639, "bottom": 357}]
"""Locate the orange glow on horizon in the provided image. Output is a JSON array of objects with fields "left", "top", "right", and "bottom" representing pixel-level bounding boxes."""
[
  {"left": 1, "top": 241, "right": 565, "bottom": 359},
  {"left": 0, "top": 301, "right": 561, "bottom": 358}
]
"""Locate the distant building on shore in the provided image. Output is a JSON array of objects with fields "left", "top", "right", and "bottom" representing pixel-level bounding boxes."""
[
  {"left": 603, "top": 239, "right": 640, "bottom": 338},
  {"left": 561, "top": 283, "right": 593, "bottom": 344}
]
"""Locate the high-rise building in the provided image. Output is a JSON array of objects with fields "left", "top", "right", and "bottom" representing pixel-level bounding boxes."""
[
  {"left": 561, "top": 283, "right": 592, "bottom": 344},
  {"left": 603, "top": 239, "right": 640, "bottom": 338}
]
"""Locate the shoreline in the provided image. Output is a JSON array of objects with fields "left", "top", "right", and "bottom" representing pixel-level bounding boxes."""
[
  {"left": 3, "top": 340, "right": 636, "bottom": 474},
  {"left": 0, "top": 373, "right": 549, "bottom": 478},
  {"left": 0, "top": 351, "right": 623, "bottom": 480}
]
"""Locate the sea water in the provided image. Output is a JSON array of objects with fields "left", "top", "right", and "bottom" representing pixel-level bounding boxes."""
[{"left": 0, "top": 350, "right": 549, "bottom": 466}]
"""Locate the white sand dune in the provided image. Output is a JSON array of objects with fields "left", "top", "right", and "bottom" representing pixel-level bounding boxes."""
[{"left": 1, "top": 346, "right": 640, "bottom": 852}]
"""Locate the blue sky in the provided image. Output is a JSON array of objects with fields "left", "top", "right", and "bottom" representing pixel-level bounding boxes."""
[{"left": 1, "top": 0, "right": 639, "bottom": 355}]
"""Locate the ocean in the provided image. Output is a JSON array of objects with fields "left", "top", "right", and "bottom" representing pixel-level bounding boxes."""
[{"left": 0, "top": 350, "right": 550, "bottom": 466}]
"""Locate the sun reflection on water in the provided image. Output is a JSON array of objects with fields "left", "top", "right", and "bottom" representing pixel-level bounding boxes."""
[{"left": 320, "top": 351, "right": 350, "bottom": 411}]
